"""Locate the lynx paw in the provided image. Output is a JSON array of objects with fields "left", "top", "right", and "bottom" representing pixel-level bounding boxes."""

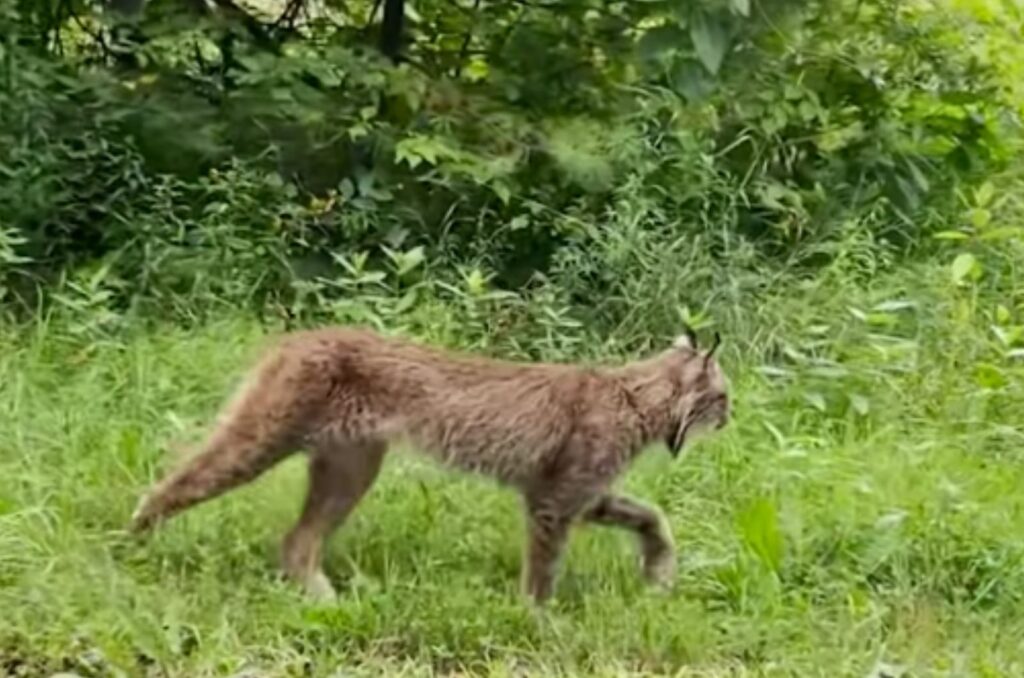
[
  {"left": 300, "top": 569, "right": 338, "bottom": 602},
  {"left": 129, "top": 497, "right": 156, "bottom": 534},
  {"left": 643, "top": 550, "right": 677, "bottom": 590}
]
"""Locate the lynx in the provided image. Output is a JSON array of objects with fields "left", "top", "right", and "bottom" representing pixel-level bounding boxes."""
[{"left": 130, "top": 326, "right": 731, "bottom": 603}]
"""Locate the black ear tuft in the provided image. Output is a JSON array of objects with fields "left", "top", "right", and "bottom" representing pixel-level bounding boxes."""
[{"left": 703, "top": 332, "right": 722, "bottom": 368}]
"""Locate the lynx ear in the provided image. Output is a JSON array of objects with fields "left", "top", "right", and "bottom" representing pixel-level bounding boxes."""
[
  {"left": 673, "top": 326, "right": 699, "bottom": 351},
  {"left": 702, "top": 331, "right": 722, "bottom": 369}
]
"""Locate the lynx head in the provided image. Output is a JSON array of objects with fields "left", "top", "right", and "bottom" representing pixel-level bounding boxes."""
[{"left": 665, "top": 327, "right": 730, "bottom": 457}]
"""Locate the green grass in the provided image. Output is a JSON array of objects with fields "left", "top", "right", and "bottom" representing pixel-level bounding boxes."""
[{"left": 2, "top": 264, "right": 1024, "bottom": 677}]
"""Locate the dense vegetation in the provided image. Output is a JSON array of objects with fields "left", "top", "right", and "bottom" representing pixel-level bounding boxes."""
[{"left": 2, "top": 0, "right": 1024, "bottom": 675}]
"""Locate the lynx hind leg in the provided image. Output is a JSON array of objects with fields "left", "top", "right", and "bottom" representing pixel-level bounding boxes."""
[
  {"left": 583, "top": 494, "right": 676, "bottom": 588},
  {"left": 281, "top": 439, "right": 387, "bottom": 600},
  {"left": 130, "top": 350, "right": 320, "bottom": 533}
]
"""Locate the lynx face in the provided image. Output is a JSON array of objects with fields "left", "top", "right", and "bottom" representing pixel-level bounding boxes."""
[{"left": 666, "top": 331, "right": 731, "bottom": 456}]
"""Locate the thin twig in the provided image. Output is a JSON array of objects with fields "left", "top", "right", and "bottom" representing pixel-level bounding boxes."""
[
  {"left": 453, "top": 0, "right": 482, "bottom": 78},
  {"left": 192, "top": 37, "right": 207, "bottom": 71},
  {"left": 67, "top": 7, "right": 114, "bottom": 63},
  {"left": 274, "top": 0, "right": 306, "bottom": 32},
  {"left": 366, "top": 0, "right": 383, "bottom": 28},
  {"left": 52, "top": 0, "right": 71, "bottom": 56}
]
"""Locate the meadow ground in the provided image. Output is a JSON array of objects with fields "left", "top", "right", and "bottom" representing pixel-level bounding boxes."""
[{"left": 2, "top": 264, "right": 1023, "bottom": 677}]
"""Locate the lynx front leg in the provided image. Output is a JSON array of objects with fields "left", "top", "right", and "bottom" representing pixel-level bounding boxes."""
[
  {"left": 521, "top": 481, "right": 599, "bottom": 604},
  {"left": 583, "top": 494, "right": 676, "bottom": 587},
  {"left": 281, "top": 439, "right": 386, "bottom": 600},
  {"left": 521, "top": 503, "right": 573, "bottom": 604}
]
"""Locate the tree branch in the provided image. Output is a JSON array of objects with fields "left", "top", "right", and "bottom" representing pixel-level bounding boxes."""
[
  {"left": 366, "top": 0, "right": 383, "bottom": 28},
  {"left": 68, "top": 5, "right": 114, "bottom": 63},
  {"left": 454, "top": 0, "right": 482, "bottom": 77},
  {"left": 274, "top": 0, "right": 306, "bottom": 32},
  {"left": 380, "top": 0, "right": 404, "bottom": 63}
]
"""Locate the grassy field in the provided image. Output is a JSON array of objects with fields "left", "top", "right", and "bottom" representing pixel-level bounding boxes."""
[{"left": 2, "top": 263, "right": 1024, "bottom": 677}]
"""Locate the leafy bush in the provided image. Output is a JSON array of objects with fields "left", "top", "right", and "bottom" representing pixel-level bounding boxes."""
[{"left": 0, "top": 0, "right": 1021, "bottom": 342}]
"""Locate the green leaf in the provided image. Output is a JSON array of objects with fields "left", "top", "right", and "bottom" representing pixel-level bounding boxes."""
[
  {"left": 816, "top": 122, "right": 865, "bottom": 153},
  {"left": 995, "top": 305, "right": 1011, "bottom": 325},
  {"left": 737, "top": 498, "right": 783, "bottom": 574},
  {"left": 894, "top": 176, "right": 921, "bottom": 212},
  {"left": 979, "top": 227, "right": 1024, "bottom": 241},
  {"left": 510, "top": 215, "right": 530, "bottom": 231},
  {"left": 730, "top": 0, "right": 750, "bottom": 17},
  {"left": 872, "top": 300, "right": 916, "bottom": 312},
  {"left": 463, "top": 57, "right": 489, "bottom": 82},
  {"left": 690, "top": 12, "right": 729, "bottom": 75},
  {"left": 464, "top": 268, "right": 488, "bottom": 296},
  {"left": 803, "top": 392, "right": 826, "bottom": 412},
  {"left": 394, "top": 289, "right": 419, "bottom": 314},
  {"left": 973, "top": 363, "right": 1007, "bottom": 389},
  {"left": 394, "top": 246, "right": 425, "bottom": 277},
  {"left": 864, "top": 312, "right": 898, "bottom": 327},
  {"left": 670, "top": 58, "right": 715, "bottom": 102},
  {"left": 975, "top": 181, "right": 995, "bottom": 207},
  {"left": 848, "top": 394, "right": 870, "bottom": 417},
  {"left": 950, "top": 253, "right": 980, "bottom": 284},
  {"left": 637, "top": 24, "right": 687, "bottom": 63},
  {"left": 906, "top": 158, "right": 931, "bottom": 194},
  {"left": 992, "top": 325, "right": 1023, "bottom": 347},
  {"left": 394, "top": 134, "right": 458, "bottom": 169},
  {"left": 492, "top": 182, "right": 512, "bottom": 205},
  {"left": 969, "top": 208, "right": 992, "bottom": 229}
]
